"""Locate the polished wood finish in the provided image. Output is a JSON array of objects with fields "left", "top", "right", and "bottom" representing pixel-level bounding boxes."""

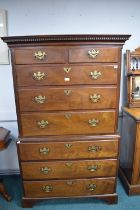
[
  {"left": 21, "top": 194, "right": 118, "bottom": 208},
  {"left": 18, "top": 137, "right": 119, "bottom": 160},
  {"left": 69, "top": 47, "right": 118, "bottom": 63},
  {"left": 23, "top": 177, "right": 116, "bottom": 198},
  {"left": 15, "top": 46, "right": 119, "bottom": 64},
  {"left": 2, "top": 34, "right": 130, "bottom": 45},
  {"left": 0, "top": 127, "right": 12, "bottom": 201},
  {"left": 119, "top": 107, "right": 140, "bottom": 195},
  {"left": 21, "top": 110, "right": 116, "bottom": 136},
  {"left": 21, "top": 159, "right": 117, "bottom": 179},
  {"left": 122, "top": 107, "right": 140, "bottom": 120},
  {"left": 2, "top": 34, "right": 130, "bottom": 207},
  {"left": 15, "top": 47, "right": 67, "bottom": 64},
  {"left": 18, "top": 86, "right": 117, "bottom": 111},
  {"left": 16, "top": 65, "right": 118, "bottom": 86}
]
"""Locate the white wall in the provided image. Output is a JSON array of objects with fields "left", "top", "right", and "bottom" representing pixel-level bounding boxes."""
[{"left": 0, "top": 0, "right": 140, "bottom": 173}]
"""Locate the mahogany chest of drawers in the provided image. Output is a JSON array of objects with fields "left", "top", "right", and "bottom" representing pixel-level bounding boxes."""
[{"left": 2, "top": 34, "right": 130, "bottom": 207}]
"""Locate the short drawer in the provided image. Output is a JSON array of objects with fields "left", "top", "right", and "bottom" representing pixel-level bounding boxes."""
[
  {"left": 15, "top": 65, "right": 118, "bottom": 86},
  {"left": 21, "top": 159, "right": 117, "bottom": 180},
  {"left": 23, "top": 177, "right": 116, "bottom": 198},
  {"left": 18, "top": 86, "right": 117, "bottom": 111},
  {"left": 69, "top": 46, "right": 119, "bottom": 63},
  {"left": 18, "top": 138, "right": 119, "bottom": 160},
  {"left": 20, "top": 110, "right": 116, "bottom": 136},
  {"left": 14, "top": 47, "right": 67, "bottom": 64}
]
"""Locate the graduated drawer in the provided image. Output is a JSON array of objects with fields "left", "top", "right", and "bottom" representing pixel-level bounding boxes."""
[
  {"left": 18, "top": 139, "right": 119, "bottom": 160},
  {"left": 69, "top": 46, "right": 119, "bottom": 63},
  {"left": 14, "top": 47, "right": 67, "bottom": 64},
  {"left": 18, "top": 86, "right": 117, "bottom": 111},
  {"left": 20, "top": 110, "right": 116, "bottom": 136},
  {"left": 15, "top": 65, "right": 118, "bottom": 86},
  {"left": 21, "top": 159, "right": 117, "bottom": 180},
  {"left": 23, "top": 177, "right": 116, "bottom": 198}
]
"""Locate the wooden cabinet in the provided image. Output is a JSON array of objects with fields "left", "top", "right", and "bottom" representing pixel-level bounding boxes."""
[
  {"left": 119, "top": 107, "right": 140, "bottom": 195},
  {"left": 2, "top": 34, "right": 130, "bottom": 207},
  {"left": 126, "top": 47, "right": 140, "bottom": 107}
]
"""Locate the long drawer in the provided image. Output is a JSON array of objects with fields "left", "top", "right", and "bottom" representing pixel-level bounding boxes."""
[
  {"left": 21, "top": 159, "right": 117, "bottom": 180},
  {"left": 23, "top": 177, "right": 116, "bottom": 198},
  {"left": 20, "top": 110, "right": 116, "bottom": 136},
  {"left": 18, "top": 139, "right": 119, "bottom": 160},
  {"left": 15, "top": 65, "right": 118, "bottom": 86},
  {"left": 18, "top": 86, "right": 117, "bottom": 111}
]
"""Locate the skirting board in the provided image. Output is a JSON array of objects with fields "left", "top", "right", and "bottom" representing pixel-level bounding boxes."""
[{"left": 0, "top": 169, "right": 20, "bottom": 175}]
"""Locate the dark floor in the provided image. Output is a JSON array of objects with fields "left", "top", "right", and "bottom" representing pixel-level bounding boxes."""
[{"left": 0, "top": 176, "right": 140, "bottom": 210}]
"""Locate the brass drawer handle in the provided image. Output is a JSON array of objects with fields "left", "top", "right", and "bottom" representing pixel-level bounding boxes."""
[
  {"left": 37, "top": 120, "right": 49, "bottom": 128},
  {"left": 33, "top": 72, "right": 46, "bottom": 80},
  {"left": 87, "top": 183, "right": 96, "bottom": 191},
  {"left": 42, "top": 185, "right": 53, "bottom": 193},
  {"left": 88, "top": 145, "right": 102, "bottom": 153},
  {"left": 64, "top": 67, "right": 71, "bottom": 73},
  {"left": 65, "top": 143, "right": 72, "bottom": 149},
  {"left": 87, "top": 165, "right": 101, "bottom": 172},
  {"left": 88, "top": 49, "right": 100, "bottom": 58},
  {"left": 89, "top": 94, "right": 101, "bottom": 103},
  {"left": 34, "top": 51, "right": 46, "bottom": 60},
  {"left": 34, "top": 95, "right": 46, "bottom": 104},
  {"left": 40, "top": 166, "right": 51, "bottom": 174},
  {"left": 88, "top": 119, "right": 99, "bottom": 127},
  {"left": 90, "top": 71, "right": 101, "bottom": 80},
  {"left": 39, "top": 147, "right": 50, "bottom": 155},
  {"left": 64, "top": 89, "right": 72, "bottom": 96}
]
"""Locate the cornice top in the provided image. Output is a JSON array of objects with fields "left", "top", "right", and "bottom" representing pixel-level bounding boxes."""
[
  {"left": 1, "top": 34, "right": 131, "bottom": 46},
  {"left": 131, "top": 47, "right": 140, "bottom": 55}
]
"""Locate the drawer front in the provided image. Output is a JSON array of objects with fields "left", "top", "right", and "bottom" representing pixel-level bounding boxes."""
[
  {"left": 23, "top": 177, "right": 116, "bottom": 197},
  {"left": 18, "top": 139, "right": 119, "bottom": 160},
  {"left": 18, "top": 86, "right": 117, "bottom": 111},
  {"left": 21, "top": 159, "right": 117, "bottom": 180},
  {"left": 14, "top": 47, "right": 67, "bottom": 64},
  {"left": 16, "top": 65, "right": 118, "bottom": 86},
  {"left": 69, "top": 47, "right": 119, "bottom": 63},
  {"left": 21, "top": 111, "right": 116, "bottom": 136}
]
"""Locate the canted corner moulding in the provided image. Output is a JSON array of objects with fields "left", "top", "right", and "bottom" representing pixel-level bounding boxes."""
[{"left": 0, "top": 9, "right": 9, "bottom": 64}]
